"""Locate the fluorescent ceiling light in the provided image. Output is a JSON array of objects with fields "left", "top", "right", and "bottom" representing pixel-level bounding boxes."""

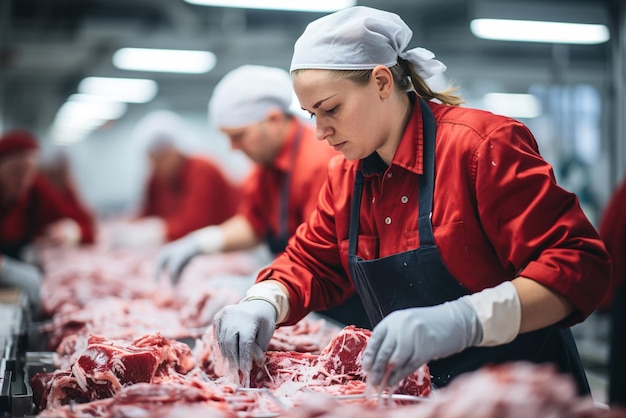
[
  {"left": 471, "top": 19, "right": 609, "bottom": 44},
  {"left": 78, "top": 77, "right": 157, "bottom": 103},
  {"left": 183, "top": 0, "right": 355, "bottom": 12},
  {"left": 57, "top": 99, "right": 127, "bottom": 122},
  {"left": 113, "top": 48, "right": 216, "bottom": 74},
  {"left": 50, "top": 96, "right": 128, "bottom": 144},
  {"left": 482, "top": 93, "right": 541, "bottom": 119}
]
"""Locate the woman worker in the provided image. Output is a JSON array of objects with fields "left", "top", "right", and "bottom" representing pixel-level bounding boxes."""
[
  {"left": 0, "top": 129, "right": 95, "bottom": 309},
  {"left": 214, "top": 6, "right": 611, "bottom": 393}
]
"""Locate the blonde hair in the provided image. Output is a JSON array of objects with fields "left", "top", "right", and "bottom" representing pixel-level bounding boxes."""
[{"left": 292, "top": 57, "right": 463, "bottom": 106}]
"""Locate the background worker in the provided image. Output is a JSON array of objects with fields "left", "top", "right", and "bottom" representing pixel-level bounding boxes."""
[
  {"left": 0, "top": 128, "right": 95, "bottom": 309},
  {"left": 214, "top": 7, "right": 611, "bottom": 393},
  {"left": 598, "top": 176, "right": 626, "bottom": 407},
  {"left": 109, "top": 111, "right": 240, "bottom": 248},
  {"left": 157, "top": 65, "right": 370, "bottom": 328}
]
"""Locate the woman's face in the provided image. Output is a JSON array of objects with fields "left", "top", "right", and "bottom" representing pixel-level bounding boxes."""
[{"left": 293, "top": 69, "right": 392, "bottom": 161}]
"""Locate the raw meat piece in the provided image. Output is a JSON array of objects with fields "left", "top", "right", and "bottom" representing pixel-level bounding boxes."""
[
  {"left": 317, "top": 325, "right": 371, "bottom": 377},
  {"left": 32, "top": 333, "right": 196, "bottom": 411},
  {"left": 244, "top": 325, "right": 430, "bottom": 400},
  {"left": 38, "top": 382, "right": 231, "bottom": 418},
  {"left": 250, "top": 351, "right": 318, "bottom": 388},
  {"left": 269, "top": 315, "right": 340, "bottom": 354}
]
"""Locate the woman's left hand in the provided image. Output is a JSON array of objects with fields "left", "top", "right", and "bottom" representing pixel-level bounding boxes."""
[{"left": 362, "top": 297, "right": 482, "bottom": 389}]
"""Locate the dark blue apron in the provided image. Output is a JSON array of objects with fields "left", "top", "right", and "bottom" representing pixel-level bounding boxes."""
[
  {"left": 264, "top": 124, "right": 303, "bottom": 256},
  {"left": 347, "top": 97, "right": 590, "bottom": 394},
  {"left": 264, "top": 123, "right": 371, "bottom": 329}
]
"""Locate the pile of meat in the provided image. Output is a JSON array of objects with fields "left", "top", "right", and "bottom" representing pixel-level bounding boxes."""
[
  {"left": 277, "top": 362, "right": 626, "bottom": 418},
  {"left": 198, "top": 325, "right": 430, "bottom": 405},
  {"left": 31, "top": 325, "right": 428, "bottom": 417},
  {"left": 31, "top": 333, "right": 195, "bottom": 411},
  {"left": 30, "top": 245, "right": 625, "bottom": 417},
  {"left": 247, "top": 326, "right": 430, "bottom": 402},
  {"left": 37, "top": 245, "right": 260, "bottom": 326}
]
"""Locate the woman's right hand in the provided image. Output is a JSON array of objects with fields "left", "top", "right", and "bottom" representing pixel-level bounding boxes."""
[{"left": 214, "top": 299, "right": 277, "bottom": 387}]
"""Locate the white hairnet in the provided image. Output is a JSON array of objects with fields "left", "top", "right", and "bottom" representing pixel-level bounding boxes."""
[
  {"left": 290, "top": 6, "right": 446, "bottom": 80},
  {"left": 209, "top": 65, "right": 293, "bottom": 129},
  {"left": 133, "top": 110, "right": 188, "bottom": 153}
]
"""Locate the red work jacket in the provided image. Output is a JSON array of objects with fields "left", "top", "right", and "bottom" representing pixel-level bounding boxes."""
[
  {"left": 140, "top": 155, "right": 239, "bottom": 241},
  {"left": 598, "top": 177, "right": 626, "bottom": 306},
  {"left": 258, "top": 99, "right": 611, "bottom": 327},
  {"left": 0, "top": 174, "right": 95, "bottom": 257},
  {"left": 238, "top": 118, "right": 338, "bottom": 240}
]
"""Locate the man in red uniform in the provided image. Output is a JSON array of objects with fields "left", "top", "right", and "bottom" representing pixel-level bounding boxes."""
[
  {"left": 0, "top": 129, "right": 95, "bottom": 310},
  {"left": 109, "top": 111, "right": 240, "bottom": 248},
  {"left": 598, "top": 177, "right": 626, "bottom": 406},
  {"left": 156, "top": 65, "right": 369, "bottom": 327}
]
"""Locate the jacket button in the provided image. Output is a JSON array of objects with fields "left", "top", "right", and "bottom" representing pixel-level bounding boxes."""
[{"left": 385, "top": 217, "right": 392, "bottom": 225}]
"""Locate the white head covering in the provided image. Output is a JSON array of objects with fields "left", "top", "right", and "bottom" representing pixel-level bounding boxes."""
[
  {"left": 133, "top": 110, "right": 188, "bottom": 154},
  {"left": 209, "top": 65, "right": 293, "bottom": 129},
  {"left": 290, "top": 6, "right": 446, "bottom": 81}
]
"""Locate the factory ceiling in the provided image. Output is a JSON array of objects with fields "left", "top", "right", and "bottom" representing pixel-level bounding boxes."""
[{"left": 0, "top": 0, "right": 616, "bottom": 139}]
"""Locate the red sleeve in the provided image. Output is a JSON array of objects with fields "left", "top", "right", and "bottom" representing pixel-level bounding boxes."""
[
  {"left": 138, "top": 175, "right": 158, "bottom": 219},
  {"left": 162, "top": 159, "right": 240, "bottom": 241},
  {"left": 472, "top": 122, "right": 611, "bottom": 322},
  {"left": 598, "top": 178, "right": 626, "bottom": 304},
  {"left": 32, "top": 175, "right": 96, "bottom": 243},
  {"left": 256, "top": 158, "right": 355, "bottom": 326},
  {"left": 58, "top": 182, "right": 96, "bottom": 243}
]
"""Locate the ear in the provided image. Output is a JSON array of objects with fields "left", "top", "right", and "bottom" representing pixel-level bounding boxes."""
[
  {"left": 265, "top": 108, "right": 286, "bottom": 125},
  {"left": 371, "top": 65, "right": 394, "bottom": 100}
]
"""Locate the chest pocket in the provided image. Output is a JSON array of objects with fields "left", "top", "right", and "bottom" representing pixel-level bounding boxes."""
[{"left": 339, "top": 234, "right": 378, "bottom": 272}]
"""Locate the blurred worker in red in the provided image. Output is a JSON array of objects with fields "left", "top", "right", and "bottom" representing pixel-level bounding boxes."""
[
  {"left": 0, "top": 129, "right": 95, "bottom": 309},
  {"left": 110, "top": 111, "right": 240, "bottom": 248},
  {"left": 40, "top": 146, "right": 96, "bottom": 240},
  {"left": 598, "top": 176, "right": 626, "bottom": 407},
  {"left": 157, "top": 65, "right": 370, "bottom": 328}
]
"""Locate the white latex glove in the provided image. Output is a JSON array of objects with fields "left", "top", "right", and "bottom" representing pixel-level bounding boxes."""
[
  {"left": 155, "top": 225, "right": 224, "bottom": 285},
  {"left": 362, "top": 296, "right": 482, "bottom": 389},
  {"left": 362, "top": 282, "right": 521, "bottom": 389},
  {"left": 42, "top": 218, "right": 81, "bottom": 247},
  {"left": 0, "top": 256, "right": 42, "bottom": 311},
  {"left": 214, "top": 299, "right": 277, "bottom": 387},
  {"left": 109, "top": 218, "right": 165, "bottom": 249}
]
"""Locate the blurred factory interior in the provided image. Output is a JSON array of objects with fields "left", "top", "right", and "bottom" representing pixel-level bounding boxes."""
[{"left": 0, "top": 0, "right": 623, "bottom": 402}]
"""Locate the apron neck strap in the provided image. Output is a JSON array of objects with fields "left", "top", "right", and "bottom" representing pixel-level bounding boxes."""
[
  {"left": 277, "top": 122, "right": 304, "bottom": 240},
  {"left": 349, "top": 97, "right": 437, "bottom": 255},
  {"left": 417, "top": 97, "right": 436, "bottom": 247}
]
